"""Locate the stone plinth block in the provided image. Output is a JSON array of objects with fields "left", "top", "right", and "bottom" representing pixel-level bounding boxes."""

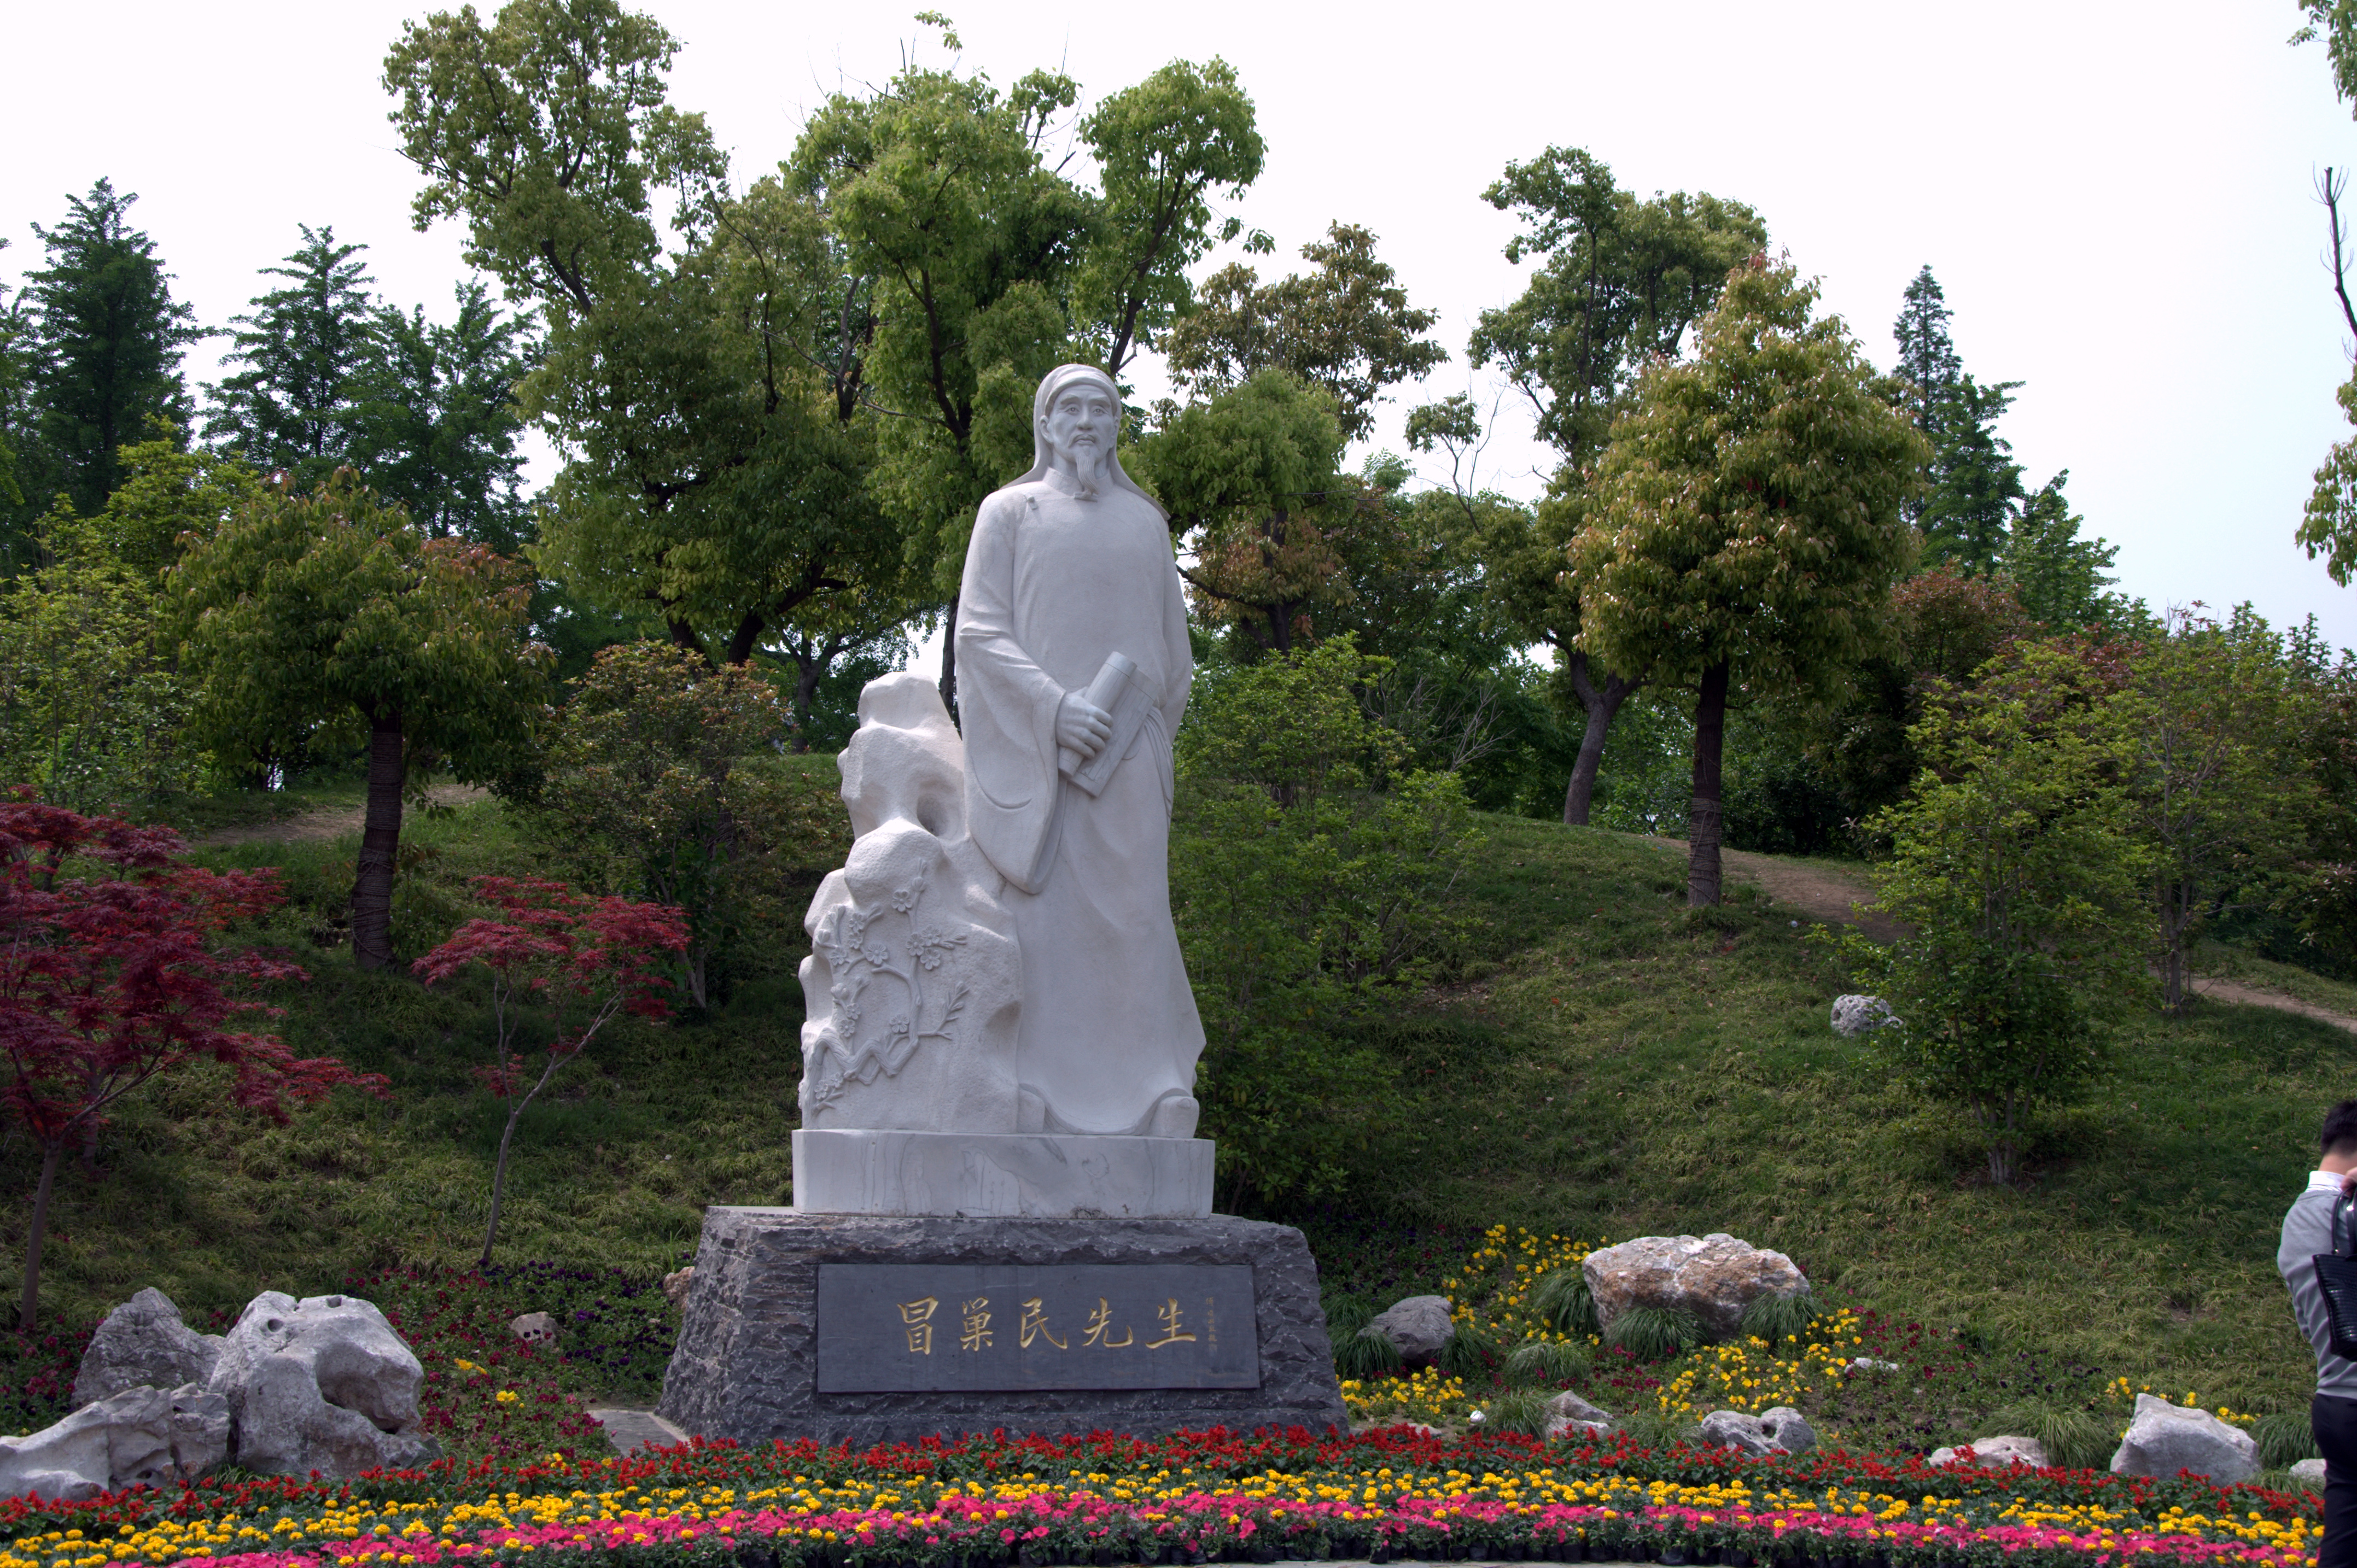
[
  {"left": 792, "top": 1128, "right": 1214, "bottom": 1218},
  {"left": 656, "top": 1208, "right": 1346, "bottom": 1447}
]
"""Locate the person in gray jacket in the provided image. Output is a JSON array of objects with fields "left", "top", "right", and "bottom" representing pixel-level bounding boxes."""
[{"left": 2280, "top": 1098, "right": 2357, "bottom": 1568}]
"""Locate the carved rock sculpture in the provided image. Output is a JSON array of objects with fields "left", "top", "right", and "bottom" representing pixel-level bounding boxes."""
[
  {"left": 73, "top": 1287, "right": 224, "bottom": 1406},
  {"left": 798, "top": 673, "right": 1022, "bottom": 1135},
  {"left": 1582, "top": 1233, "right": 1809, "bottom": 1338},
  {"left": 207, "top": 1291, "right": 438, "bottom": 1477}
]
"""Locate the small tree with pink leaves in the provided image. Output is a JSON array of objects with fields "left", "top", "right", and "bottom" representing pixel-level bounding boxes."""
[
  {"left": 0, "top": 793, "right": 390, "bottom": 1330},
  {"left": 414, "top": 877, "right": 689, "bottom": 1266}
]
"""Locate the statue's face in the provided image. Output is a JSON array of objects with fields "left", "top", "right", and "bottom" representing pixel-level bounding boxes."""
[{"left": 1041, "top": 381, "right": 1118, "bottom": 475}]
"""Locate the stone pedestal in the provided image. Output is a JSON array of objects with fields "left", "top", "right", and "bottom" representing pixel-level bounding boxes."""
[
  {"left": 657, "top": 1208, "right": 1346, "bottom": 1447},
  {"left": 792, "top": 1129, "right": 1215, "bottom": 1218}
]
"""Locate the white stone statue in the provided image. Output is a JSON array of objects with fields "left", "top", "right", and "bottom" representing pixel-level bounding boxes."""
[
  {"left": 955, "top": 362, "right": 1205, "bottom": 1140},
  {"left": 789, "top": 364, "right": 1211, "bottom": 1219}
]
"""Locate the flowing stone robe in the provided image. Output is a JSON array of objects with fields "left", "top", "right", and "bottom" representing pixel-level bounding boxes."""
[{"left": 954, "top": 467, "right": 1205, "bottom": 1136}]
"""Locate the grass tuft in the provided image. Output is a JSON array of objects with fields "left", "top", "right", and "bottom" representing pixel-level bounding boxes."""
[
  {"left": 1502, "top": 1337, "right": 1594, "bottom": 1386},
  {"left": 1528, "top": 1267, "right": 1600, "bottom": 1338},
  {"left": 1489, "top": 1386, "right": 1554, "bottom": 1437},
  {"left": 1438, "top": 1319, "right": 1504, "bottom": 1379},
  {"left": 1983, "top": 1404, "right": 2117, "bottom": 1471},
  {"left": 1605, "top": 1304, "right": 1704, "bottom": 1361},
  {"left": 2254, "top": 1411, "right": 2320, "bottom": 1470},
  {"left": 1739, "top": 1290, "right": 1826, "bottom": 1351}
]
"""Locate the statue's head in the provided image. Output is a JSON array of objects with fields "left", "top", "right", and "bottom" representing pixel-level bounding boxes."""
[{"left": 1014, "top": 363, "right": 1164, "bottom": 517}]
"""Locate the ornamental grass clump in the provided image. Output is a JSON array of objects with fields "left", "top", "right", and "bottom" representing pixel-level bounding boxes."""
[
  {"left": 1529, "top": 1264, "right": 1601, "bottom": 1338},
  {"left": 2254, "top": 1410, "right": 2322, "bottom": 1470},
  {"left": 1985, "top": 1403, "right": 2116, "bottom": 1471},
  {"left": 1739, "top": 1289, "right": 1826, "bottom": 1351},
  {"left": 1607, "top": 1303, "right": 1704, "bottom": 1360},
  {"left": 1439, "top": 1318, "right": 1505, "bottom": 1379},
  {"left": 1504, "top": 1336, "right": 1593, "bottom": 1386}
]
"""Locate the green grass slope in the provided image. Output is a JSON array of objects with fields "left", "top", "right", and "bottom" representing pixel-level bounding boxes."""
[{"left": 0, "top": 797, "right": 2343, "bottom": 1430}]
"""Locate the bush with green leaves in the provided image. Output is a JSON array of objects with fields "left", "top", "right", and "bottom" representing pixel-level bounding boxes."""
[
  {"left": 525, "top": 641, "right": 849, "bottom": 1008},
  {"left": 1842, "top": 639, "right": 2149, "bottom": 1185},
  {"left": 1171, "top": 636, "right": 1480, "bottom": 1207}
]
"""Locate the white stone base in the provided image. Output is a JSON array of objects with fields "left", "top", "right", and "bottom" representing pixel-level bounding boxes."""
[{"left": 791, "top": 1129, "right": 1215, "bottom": 1218}]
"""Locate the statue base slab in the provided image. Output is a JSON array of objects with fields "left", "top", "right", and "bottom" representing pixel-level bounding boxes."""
[
  {"left": 791, "top": 1128, "right": 1215, "bottom": 1218},
  {"left": 656, "top": 1208, "right": 1347, "bottom": 1447}
]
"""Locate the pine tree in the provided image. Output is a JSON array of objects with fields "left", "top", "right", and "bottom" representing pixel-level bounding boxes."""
[
  {"left": 1893, "top": 268, "right": 1961, "bottom": 423},
  {"left": 203, "top": 226, "right": 377, "bottom": 484},
  {"left": 1920, "top": 374, "right": 2026, "bottom": 574},
  {"left": 2003, "top": 470, "right": 2126, "bottom": 630},
  {"left": 347, "top": 281, "right": 533, "bottom": 551},
  {"left": 26, "top": 181, "right": 205, "bottom": 514}
]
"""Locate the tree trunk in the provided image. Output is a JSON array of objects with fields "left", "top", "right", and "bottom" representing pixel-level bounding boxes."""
[
  {"left": 19, "top": 1143, "right": 61, "bottom": 1331},
  {"left": 351, "top": 709, "right": 406, "bottom": 971},
  {"left": 685, "top": 945, "right": 710, "bottom": 1010},
  {"left": 792, "top": 655, "right": 824, "bottom": 754},
  {"left": 938, "top": 593, "right": 960, "bottom": 721},
  {"left": 2160, "top": 879, "right": 2192, "bottom": 1013},
  {"left": 479, "top": 1051, "right": 567, "bottom": 1268},
  {"left": 1561, "top": 651, "right": 1642, "bottom": 827},
  {"left": 1687, "top": 660, "right": 1730, "bottom": 906}
]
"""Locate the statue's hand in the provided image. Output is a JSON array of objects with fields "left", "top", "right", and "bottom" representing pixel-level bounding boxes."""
[{"left": 1056, "top": 692, "right": 1113, "bottom": 758}]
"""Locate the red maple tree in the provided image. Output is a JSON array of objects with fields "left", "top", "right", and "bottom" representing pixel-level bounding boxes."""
[
  {"left": 413, "top": 877, "right": 688, "bottom": 1265},
  {"left": 0, "top": 794, "right": 390, "bottom": 1330}
]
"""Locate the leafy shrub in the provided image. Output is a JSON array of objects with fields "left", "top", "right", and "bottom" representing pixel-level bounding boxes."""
[
  {"left": 1172, "top": 637, "right": 1480, "bottom": 1207},
  {"left": 523, "top": 642, "right": 849, "bottom": 1008}
]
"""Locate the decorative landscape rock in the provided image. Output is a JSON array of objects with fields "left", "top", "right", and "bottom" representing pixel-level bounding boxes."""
[
  {"left": 0, "top": 1383, "right": 228, "bottom": 1501},
  {"left": 1760, "top": 1406, "right": 1817, "bottom": 1453},
  {"left": 73, "top": 1288, "right": 224, "bottom": 1407},
  {"left": 1849, "top": 1356, "right": 1902, "bottom": 1372},
  {"left": 1582, "top": 1233, "right": 1809, "bottom": 1338},
  {"left": 1930, "top": 1435, "right": 2049, "bottom": 1468},
  {"left": 207, "top": 1291, "right": 437, "bottom": 1478},
  {"left": 2294, "top": 1457, "right": 2328, "bottom": 1487},
  {"left": 1698, "top": 1409, "right": 1783, "bottom": 1456},
  {"left": 510, "top": 1312, "right": 559, "bottom": 1347},
  {"left": 2109, "top": 1394, "right": 2258, "bottom": 1484},
  {"left": 1365, "top": 1296, "right": 1455, "bottom": 1363},
  {"left": 1545, "top": 1389, "right": 1615, "bottom": 1440},
  {"left": 1831, "top": 995, "right": 1900, "bottom": 1037}
]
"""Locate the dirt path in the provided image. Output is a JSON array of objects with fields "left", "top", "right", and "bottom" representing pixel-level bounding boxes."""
[
  {"left": 194, "top": 785, "right": 488, "bottom": 847},
  {"left": 1648, "top": 835, "right": 2357, "bottom": 1033},
  {"left": 1647, "top": 836, "right": 1908, "bottom": 942}
]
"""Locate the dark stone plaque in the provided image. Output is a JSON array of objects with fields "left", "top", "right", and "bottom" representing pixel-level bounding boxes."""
[
  {"left": 657, "top": 1210, "right": 1346, "bottom": 1446},
  {"left": 816, "top": 1263, "right": 1258, "bottom": 1392}
]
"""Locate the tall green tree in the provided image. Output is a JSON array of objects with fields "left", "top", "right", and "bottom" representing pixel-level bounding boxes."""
[
  {"left": 1570, "top": 260, "right": 1928, "bottom": 904},
  {"left": 351, "top": 280, "right": 534, "bottom": 550},
  {"left": 1163, "top": 222, "right": 1444, "bottom": 443},
  {"left": 387, "top": 0, "right": 914, "bottom": 678},
  {"left": 2002, "top": 470, "right": 2126, "bottom": 629},
  {"left": 796, "top": 33, "right": 1265, "bottom": 701},
  {"left": 0, "top": 245, "right": 34, "bottom": 560},
  {"left": 25, "top": 181, "right": 206, "bottom": 517},
  {"left": 202, "top": 226, "right": 377, "bottom": 483},
  {"left": 1463, "top": 147, "right": 1764, "bottom": 824},
  {"left": 173, "top": 471, "right": 547, "bottom": 969}
]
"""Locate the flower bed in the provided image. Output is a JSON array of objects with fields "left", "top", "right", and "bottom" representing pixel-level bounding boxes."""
[{"left": 0, "top": 1426, "right": 2321, "bottom": 1568}]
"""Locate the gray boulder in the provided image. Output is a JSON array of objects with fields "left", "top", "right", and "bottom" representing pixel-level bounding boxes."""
[
  {"left": 1930, "top": 1434, "right": 2049, "bottom": 1468},
  {"left": 1831, "top": 995, "right": 1900, "bottom": 1037},
  {"left": 207, "top": 1291, "right": 437, "bottom": 1478},
  {"left": 73, "top": 1288, "right": 224, "bottom": 1407},
  {"left": 2294, "top": 1457, "right": 2329, "bottom": 1488},
  {"left": 1760, "top": 1406, "right": 1817, "bottom": 1453},
  {"left": 510, "top": 1312, "right": 559, "bottom": 1348},
  {"left": 1583, "top": 1233, "right": 1809, "bottom": 1338},
  {"left": 0, "top": 1383, "right": 229, "bottom": 1501},
  {"left": 1365, "top": 1295, "right": 1455, "bottom": 1362},
  {"left": 2109, "top": 1394, "right": 2258, "bottom": 1484},
  {"left": 1697, "top": 1409, "right": 1784, "bottom": 1456},
  {"left": 1544, "top": 1389, "right": 1615, "bottom": 1440}
]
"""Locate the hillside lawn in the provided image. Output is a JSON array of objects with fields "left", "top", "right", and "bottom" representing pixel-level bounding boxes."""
[{"left": 0, "top": 782, "right": 2344, "bottom": 1440}]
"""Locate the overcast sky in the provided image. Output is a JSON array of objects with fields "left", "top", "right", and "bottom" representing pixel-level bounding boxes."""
[{"left": 7, "top": 1, "right": 2355, "bottom": 646}]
